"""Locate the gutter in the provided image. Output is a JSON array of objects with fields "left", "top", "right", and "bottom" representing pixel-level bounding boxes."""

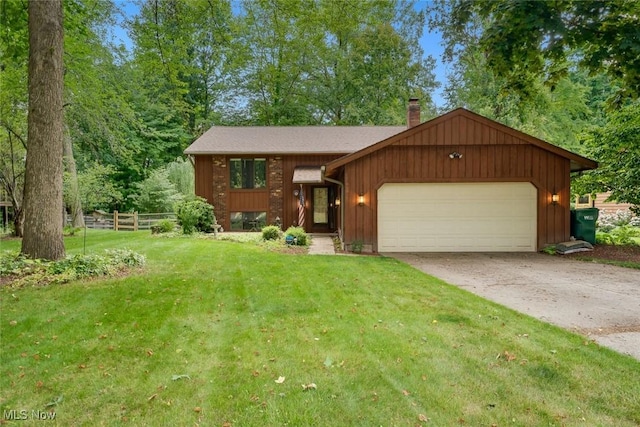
[{"left": 321, "top": 166, "right": 344, "bottom": 250}]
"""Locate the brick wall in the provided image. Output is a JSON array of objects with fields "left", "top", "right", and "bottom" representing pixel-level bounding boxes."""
[
  {"left": 212, "top": 155, "right": 227, "bottom": 226},
  {"left": 268, "top": 156, "right": 283, "bottom": 227}
]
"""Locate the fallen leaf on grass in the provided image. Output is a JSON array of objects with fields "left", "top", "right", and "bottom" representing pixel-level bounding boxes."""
[
  {"left": 497, "top": 351, "right": 516, "bottom": 362},
  {"left": 302, "top": 383, "right": 317, "bottom": 391},
  {"left": 44, "top": 395, "right": 63, "bottom": 408},
  {"left": 418, "top": 414, "right": 430, "bottom": 422},
  {"left": 171, "top": 374, "right": 191, "bottom": 381},
  {"left": 147, "top": 394, "right": 157, "bottom": 401},
  {"left": 275, "top": 376, "right": 285, "bottom": 384},
  {"left": 402, "top": 389, "right": 410, "bottom": 396}
]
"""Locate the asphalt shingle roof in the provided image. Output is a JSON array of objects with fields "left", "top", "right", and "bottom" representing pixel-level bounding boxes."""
[{"left": 184, "top": 126, "right": 407, "bottom": 155}]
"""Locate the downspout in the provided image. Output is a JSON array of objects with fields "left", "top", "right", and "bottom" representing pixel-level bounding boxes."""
[{"left": 321, "top": 166, "right": 344, "bottom": 250}]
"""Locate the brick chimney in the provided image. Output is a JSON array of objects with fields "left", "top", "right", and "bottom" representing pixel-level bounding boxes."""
[{"left": 407, "top": 98, "right": 421, "bottom": 128}]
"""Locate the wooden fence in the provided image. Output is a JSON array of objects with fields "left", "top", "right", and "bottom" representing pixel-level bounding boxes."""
[
  {"left": 67, "top": 212, "right": 176, "bottom": 231},
  {"left": 113, "top": 211, "right": 137, "bottom": 231}
]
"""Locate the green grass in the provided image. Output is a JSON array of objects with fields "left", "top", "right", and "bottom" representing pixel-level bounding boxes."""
[{"left": 1, "top": 230, "right": 639, "bottom": 426}]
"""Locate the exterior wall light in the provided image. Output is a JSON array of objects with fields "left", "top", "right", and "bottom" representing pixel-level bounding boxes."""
[
  {"left": 448, "top": 151, "right": 463, "bottom": 159},
  {"left": 551, "top": 193, "right": 559, "bottom": 205},
  {"left": 357, "top": 194, "right": 365, "bottom": 206},
  {"left": 335, "top": 198, "right": 341, "bottom": 206}
]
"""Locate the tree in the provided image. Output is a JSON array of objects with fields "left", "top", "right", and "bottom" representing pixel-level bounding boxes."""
[
  {"left": 431, "top": 2, "right": 619, "bottom": 154},
  {"left": 0, "top": 126, "right": 25, "bottom": 236},
  {"left": 236, "top": 0, "right": 438, "bottom": 125},
  {"left": 21, "top": 0, "right": 65, "bottom": 260},
  {"left": 129, "top": 168, "right": 182, "bottom": 213},
  {"left": 165, "top": 157, "right": 194, "bottom": 198},
  {"left": 0, "top": 0, "right": 28, "bottom": 236},
  {"left": 431, "top": 0, "right": 640, "bottom": 103},
  {"left": 2, "top": 0, "right": 136, "bottom": 232},
  {"left": 573, "top": 103, "right": 640, "bottom": 213},
  {"left": 129, "top": 0, "right": 234, "bottom": 132},
  {"left": 64, "top": 163, "right": 122, "bottom": 213}
]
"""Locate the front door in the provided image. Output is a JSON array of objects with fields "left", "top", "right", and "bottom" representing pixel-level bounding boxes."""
[{"left": 311, "top": 186, "right": 334, "bottom": 232}]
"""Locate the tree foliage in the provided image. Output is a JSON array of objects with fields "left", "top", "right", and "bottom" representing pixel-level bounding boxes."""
[
  {"left": 64, "top": 163, "right": 123, "bottom": 213},
  {"left": 0, "top": 0, "right": 28, "bottom": 235},
  {"left": 573, "top": 103, "right": 640, "bottom": 213},
  {"left": 129, "top": 0, "right": 234, "bottom": 132},
  {"left": 175, "top": 197, "right": 216, "bottom": 234},
  {"left": 165, "top": 157, "right": 194, "bottom": 198},
  {"left": 431, "top": 0, "right": 640, "bottom": 103},
  {"left": 233, "top": 0, "right": 437, "bottom": 124},
  {"left": 129, "top": 168, "right": 183, "bottom": 213}
]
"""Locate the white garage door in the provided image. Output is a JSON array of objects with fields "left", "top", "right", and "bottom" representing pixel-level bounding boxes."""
[{"left": 378, "top": 182, "right": 537, "bottom": 252}]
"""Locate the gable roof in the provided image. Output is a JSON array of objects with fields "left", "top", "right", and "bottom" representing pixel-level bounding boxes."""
[
  {"left": 184, "top": 125, "right": 406, "bottom": 155},
  {"left": 325, "top": 108, "right": 598, "bottom": 173}
]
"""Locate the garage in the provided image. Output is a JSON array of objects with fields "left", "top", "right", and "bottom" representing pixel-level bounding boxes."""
[{"left": 377, "top": 182, "right": 537, "bottom": 252}]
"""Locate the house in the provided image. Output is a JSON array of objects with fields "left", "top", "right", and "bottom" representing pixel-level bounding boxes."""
[
  {"left": 575, "top": 192, "right": 633, "bottom": 214},
  {"left": 184, "top": 101, "right": 597, "bottom": 252}
]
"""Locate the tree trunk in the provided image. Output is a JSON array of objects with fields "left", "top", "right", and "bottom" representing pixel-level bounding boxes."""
[
  {"left": 11, "top": 190, "right": 24, "bottom": 237},
  {"left": 63, "top": 125, "right": 85, "bottom": 228},
  {"left": 21, "top": 0, "right": 65, "bottom": 260},
  {"left": 13, "top": 207, "right": 24, "bottom": 238}
]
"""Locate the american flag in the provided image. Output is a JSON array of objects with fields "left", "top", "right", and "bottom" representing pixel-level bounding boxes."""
[{"left": 298, "top": 188, "right": 305, "bottom": 228}]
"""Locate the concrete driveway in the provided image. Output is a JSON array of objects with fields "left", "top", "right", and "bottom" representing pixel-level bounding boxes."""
[{"left": 387, "top": 252, "right": 640, "bottom": 361}]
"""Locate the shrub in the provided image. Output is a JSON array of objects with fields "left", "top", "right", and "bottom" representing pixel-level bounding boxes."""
[
  {"left": 104, "top": 249, "right": 146, "bottom": 267},
  {"left": 350, "top": 240, "right": 364, "bottom": 253},
  {"left": 596, "top": 227, "right": 639, "bottom": 246},
  {"left": 262, "top": 225, "right": 281, "bottom": 241},
  {"left": 0, "top": 251, "right": 40, "bottom": 276},
  {"left": 541, "top": 245, "right": 556, "bottom": 255},
  {"left": 130, "top": 168, "right": 183, "bottom": 213},
  {"left": 48, "top": 254, "right": 111, "bottom": 277},
  {"left": 595, "top": 232, "right": 615, "bottom": 245},
  {"left": 597, "top": 210, "right": 639, "bottom": 232},
  {"left": 284, "top": 226, "right": 308, "bottom": 246},
  {"left": 152, "top": 219, "right": 176, "bottom": 234},
  {"left": 174, "top": 197, "right": 215, "bottom": 234},
  {"left": 610, "top": 226, "right": 640, "bottom": 246},
  {"left": 1, "top": 249, "right": 145, "bottom": 288}
]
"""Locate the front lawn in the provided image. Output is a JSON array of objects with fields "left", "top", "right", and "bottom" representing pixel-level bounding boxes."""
[{"left": 1, "top": 231, "right": 639, "bottom": 426}]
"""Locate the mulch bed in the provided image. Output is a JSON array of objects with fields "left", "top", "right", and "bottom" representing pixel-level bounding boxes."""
[{"left": 563, "top": 244, "right": 640, "bottom": 263}]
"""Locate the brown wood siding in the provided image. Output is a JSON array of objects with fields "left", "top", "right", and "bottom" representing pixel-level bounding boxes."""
[
  {"left": 280, "top": 154, "right": 344, "bottom": 231},
  {"left": 194, "top": 155, "right": 213, "bottom": 205},
  {"left": 342, "top": 114, "right": 573, "bottom": 251},
  {"left": 194, "top": 153, "right": 344, "bottom": 231},
  {"left": 581, "top": 192, "right": 633, "bottom": 212},
  {"left": 229, "top": 190, "right": 269, "bottom": 211}
]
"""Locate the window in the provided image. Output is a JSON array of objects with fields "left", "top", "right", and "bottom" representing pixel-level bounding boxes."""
[
  {"left": 230, "top": 212, "right": 267, "bottom": 231},
  {"left": 576, "top": 195, "right": 593, "bottom": 207},
  {"left": 313, "top": 187, "right": 328, "bottom": 224},
  {"left": 230, "top": 158, "right": 266, "bottom": 189}
]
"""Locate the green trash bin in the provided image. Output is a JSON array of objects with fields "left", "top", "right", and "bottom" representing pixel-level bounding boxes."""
[{"left": 570, "top": 208, "right": 599, "bottom": 244}]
